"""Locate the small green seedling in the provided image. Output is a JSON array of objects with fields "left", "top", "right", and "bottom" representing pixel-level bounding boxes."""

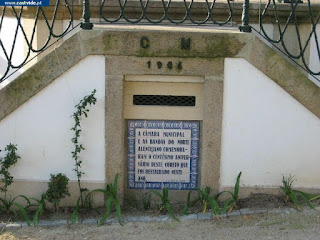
[
  {"left": 215, "top": 171, "right": 242, "bottom": 213},
  {"left": 141, "top": 192, "right": 152, "bottom": 210},
  {"left": 97, "top": 174, "right": 123, "bottom": 226},
  {"left": 281, "top": 175, "right": 315, "bottom": 211},
  {"left": 193, "top": 187, "right": 221, "bottom": 217},
  {"left": 151, "top": 187, "right": 180, "bottom": 221},
  {"left": 17, "top": 193, "right": 47, "bottom": 226}
]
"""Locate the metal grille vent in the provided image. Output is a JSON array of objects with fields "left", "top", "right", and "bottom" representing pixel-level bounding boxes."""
[{"left": 133, "top": 95, "right": 196, "bottom": 106}]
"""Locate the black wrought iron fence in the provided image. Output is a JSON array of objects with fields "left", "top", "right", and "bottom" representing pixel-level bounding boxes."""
[
  {"left": 0, "top": 0, "right": 319, "bottom": 84},
  {"left": 253, "top": 0, "right": 320, "bottom": 80},
  {"left": 0, "top": 2, "right": 75, "bottom": 83},
  {"left": 98, "top": 0, "right": 234, "bottom": 25}
]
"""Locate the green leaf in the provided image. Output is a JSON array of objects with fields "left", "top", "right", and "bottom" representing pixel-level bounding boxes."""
[
  {"left": 163, "top": 187, "right": 169, "bottom": 202},
  {"left": 99, "top": 196, "right": 114, "bottom": 226},
  {"left": 182, "top": 206, "right": 190, "bottom": 215},
  {"left": 290, "top": 191, "right": 301, "bottom": 211},
  {"left": 233, "top": 172, "right": 242, "bottom": 202},
  {"left": 14, "top": 203, "right": 30, "bottom": 226},
  {"left": 92, "top": 189, "right": 108, "bottom": 194},
  {"left": 150, "top": 190, "right": 163, "bottom": 199},
  {"left": 215, "top": 190, "right": 233, "bottom": 201},
  {"left": 17, "top": 195, "right": 31, "bottom": 206},
  {"left": 186, "top": 190, "right": 193, "bottom": 207},
  {"left": 222, "top": 198, "right": 232, "bottom": 214},
  {"left": 105, "top": 196, "right": 113, "bottom": 217},
  {"left": 208, "top": 197, "right": 221, "bottom": 216},
  {"left": 114, "top": 199, "right": 123, "bottom": 226},
  {"left": 310, "top": 195, "right": 320, "bottom": 201},
  {"left": 33, "top": 204, "right": 44, "bottom": 226},
  {"left": 71, "top": 209, "right": 79, "bottom": 224},
  {"left": 297, "top": 191, "right": 314, "bottom": 209},
  {"left": 166, "top": 202, "right": 180, "bottom": 222},
  {"left": 202, "top": 201, "right": 207, "bottom": 214}
]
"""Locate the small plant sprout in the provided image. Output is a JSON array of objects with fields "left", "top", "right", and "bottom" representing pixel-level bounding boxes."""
[
  {"left": 215, "top": 171, "right": 242, "bottom": 213},
  {"left": 17, "top": 193, "right": 47, "bottom": 226},
  {"left": 151, "top": 187, "right": 180, "bottom": 221},
  {"left": 281, "top": 175, "right": 317, "bottom": 211},
  {"left": 192, "top": 187, "right": 221, "bottom": 217},
  {"left": 71, "top": 89, "right": 97, "bottom": 207},
  {"left": 46, "top": 173, "right": 70, "bottom": 212},
  {"left": 141, "top": 191, "right": 152, "bottom": 210},
  {"left": 96, "top": 174, "right": 123, "bottom": 226}
]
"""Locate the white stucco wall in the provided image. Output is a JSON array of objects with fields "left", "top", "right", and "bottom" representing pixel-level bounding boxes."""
[
  {"left": 251, "top": 23, "right": 274, "bottom": 48},
  {"left": 0, "top": 17, "right": 25, "bottom": 87},
  {"left": 221, "top": 58, "right": 320, "bottom": 189},
  {"left": 308, "top": 24, "right": 320, "bottom": 87},
  {"left": 0, "top": 56, "right": 105, "bottom": 182}
]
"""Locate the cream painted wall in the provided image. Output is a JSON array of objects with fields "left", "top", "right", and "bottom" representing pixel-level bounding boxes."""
[
  {"left": 0, "top": 17, "right": 25, "bottom": 87},
  {"left": 308, "top": 24, "right": 320, "bottom": 87},
  {"left": 221, "top": 58, "right": 320, "bottom": 189},
  {"left": 0, "top": 56, "right": 105, "bottom": 182}
]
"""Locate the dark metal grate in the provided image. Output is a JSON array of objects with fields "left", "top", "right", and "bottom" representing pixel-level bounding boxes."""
[{"left": 133, "top": 95, "right": 196, "bottom": 106}]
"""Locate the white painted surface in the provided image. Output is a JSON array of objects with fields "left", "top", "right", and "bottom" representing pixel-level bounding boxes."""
[
  {"left": 251, "top": 23, "right": 274, "bottom": 48},
  {"left": 0, "top": 56, "right": 105, "bottom": 182},
  {"left": 221, "top": 58, "right": 320, "bottom": 189},
  {"left": 308, "top": 24, "right": 320, "bottom": 87},
  {"left": 0, "top": 17, "right": 25, "bottom": 86}
]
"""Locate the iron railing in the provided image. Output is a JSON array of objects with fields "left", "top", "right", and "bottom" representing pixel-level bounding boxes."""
[
  {"left": 98, "top": 0, "right": 234, "bottom": 26},
  {"left": 0, "top": 2, "right": 75, "bottom": 83},
  {"left": 254, "top": 0, "right": 320, "bottom": 80},
  {"left": 0, "top": 0, "right": 319, "bottom": 83}
]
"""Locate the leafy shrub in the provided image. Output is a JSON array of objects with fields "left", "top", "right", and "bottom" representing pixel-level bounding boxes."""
[
  {"left": 0, "top": 144, "right": 28, "bottom": 213},
  {"left": 0, "top": 144, "right": 20, "bottom": 194},
  {"left": 46, "top": 173, "right": 70, "bottom": 212}
]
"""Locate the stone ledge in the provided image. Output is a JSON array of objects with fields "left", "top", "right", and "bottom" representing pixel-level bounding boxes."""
[{"left": 0, "top": 27, "right": 319, "bottom": 124}]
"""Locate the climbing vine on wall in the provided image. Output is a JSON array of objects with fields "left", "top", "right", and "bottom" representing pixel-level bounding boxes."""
[{"left": 71, "top": 89, "right": 97, "bottom": 206}]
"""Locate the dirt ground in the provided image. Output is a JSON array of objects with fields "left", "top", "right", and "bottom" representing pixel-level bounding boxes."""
[
  {"left": 1, "top": 193, "right": 320, "bottom": 240},
  {"left": 0, "top": 193, "right": 291, "bottom": 223},
  {"left": 1, "top": 211, "right": 320, "bottom": 240}
]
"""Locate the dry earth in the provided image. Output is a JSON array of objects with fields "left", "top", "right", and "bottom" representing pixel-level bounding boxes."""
[
  {"left": 1, "top": 194, "right": 320, "bottom": 240},
  {"left": 1, "top": 211, "right": 320, "bottom": 240}
]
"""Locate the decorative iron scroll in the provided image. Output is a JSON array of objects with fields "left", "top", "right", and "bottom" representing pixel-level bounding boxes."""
[
  {"left": 0, "top": 2, "right": 74, "bottom": 83},
  {"left": 99, "top": 0, "right": 234, "bottom": 25},
  {"left": 258, "top": 0, "right": 320, "bottom": 77}
]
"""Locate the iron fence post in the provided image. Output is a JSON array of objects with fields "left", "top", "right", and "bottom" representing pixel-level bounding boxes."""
[
  {"left": 239, "top": 0, "right": 252, "bottom": 32},
  {"left": 81, "top": 0, "right": 93, "bottom": 30}
]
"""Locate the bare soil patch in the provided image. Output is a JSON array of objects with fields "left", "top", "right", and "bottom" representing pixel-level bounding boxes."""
[{"left": 1, "top": 193, "right": 319, "bottom": 224}]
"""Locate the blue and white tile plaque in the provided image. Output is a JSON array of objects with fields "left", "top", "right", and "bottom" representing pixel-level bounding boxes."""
[{"left": 127, "top": 120, "right": 199, "bottom": 190}]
